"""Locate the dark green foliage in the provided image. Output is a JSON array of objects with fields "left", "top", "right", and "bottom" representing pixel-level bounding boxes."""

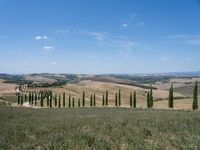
[
  {"left": 63, "top": 92, "right": 65, "bottom": 107},
  {"left": 147, "top": 91, "right": 150, "bottom": 108},
  {"left": 193, "top": 81, "right": 198, "bottom": 110},
  {"left": 78, "top": 98, "right": 80, "bottom": 107},
  {"left": 93, "top": 93, "right": 96, "bottom": 107},
  {"left": 20, "top": 95, "right": 23, "bottom": 105},
  {"left": 130, "top": 93, "right": 132, "bottom": 107},
  {"left": 118, "top": 89, "right": 121, "bottom": 107},
  {"left": 72, "top": 98, "right": 75, "bottom": 108},
  {"left": 69, "top": 95, "right": 71, "bottom": 108},
  {"left": 25, "top": 94, "right": 27, "bottom": 102},
  {"left": 50, "top": 92, "right": 52, "bottom": 107},
  {"left": 168, "top": 83, "right": 174, "bottom": 108},
  {"left": 31, "top": 93, "right": 34, "bottom": 105},
  {"left": 28, "top": 92, "right": 31, "bottom": 104},
  {"left": 40, "top": 92, "right": 44, "bottom": 107},
  {"left": 102, "top": 94, "right": 105, "bottom": 106},
  {"left": 17, "top": 94, "right": 20, "bottom": 104},
  {"left": 106, "top": 90, "right": 108, "bottom": 106},
  {"left": 34, "top": 93, "right": 37, "bottom": 106},
  {"left": 115, "top": 93, "right": 118, "bottom": 107},
  {"left": 90, "top": 95, "right": 93, "bottom": 107},
  {"left": 150, "top": 88, "right": 153, "bottom": 107},
  {"left": 133, "top": 91, "right": 136, "bottom": 108},
  {"left": 55, "top": 94, "right": 57, "bottom": 107},
  {"left": 83, "top": 91, "right": 85, "bottom": 107},
  {"left": 58, "top": 94, "right": 61, "bottom": 108}
]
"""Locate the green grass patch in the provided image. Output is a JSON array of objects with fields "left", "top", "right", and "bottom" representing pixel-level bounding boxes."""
[{"left": 0, "top": 107, "right": 200, "bottom": 149}]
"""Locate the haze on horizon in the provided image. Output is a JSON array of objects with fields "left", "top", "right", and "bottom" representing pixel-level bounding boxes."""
[{"left": 0, "top": 0, "right": 200, "bottom": 74}]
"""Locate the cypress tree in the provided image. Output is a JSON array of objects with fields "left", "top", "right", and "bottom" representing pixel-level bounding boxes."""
[
  {"left": 72, "top": 97, "right": 75, "bottom": 108},
  {"left": 58, "top": 94, "right": 61, "bottom": 108},
  {"left": 69, "top": 95, "right": 71, "bottom": 108},
  {"left": 34, "top": 93, "right": 37, "bottom": 106},
  {"left": 133, "top": 91, "right": 136, "bottom": 108},
  {"left": 78, "top": 98, "right": 80, "bottom": 107},
  {"left": 93, "top": 93, "right": 96, "bottom": 107},
  {"left": 63, "top": 92, "right": 65, "bottom": 107},
  {"left": 83, "top": 91, "right": 85, "bottom": 107},
  {"left": 106, "top": 90, "right": 108, "bottom": 106},
  {"left": 168, "top": 83, "right": 174, "bottom": 108},
  {"left": 20, "top": 95, "right": 23, "bottom": 105},
  {"left": 102, "top": 94, "right": 105, "bottom": 106},
  {"left": 115, "top": 93, "right": 118, "bottom": 107},
  {"left": 147, "top": 91, "right": 150, "bottom": 108},
  {"left": 28, "top": 92, "right": 31, "bottom": 104},
  {"left": 130, "top": 93, "right": 132, "bottom": 107},
  {"left": 47, "top": 93, "right": 49, "bottom": 107},
  {"left": 17, "top": 94, "right": 20, "bottom": 104},
  {"left": 31, "top": 92, "right": 34, "bottom": 105},
  {"left": 193, "top": 81, "right": 198, "bottom": 110},
  {"left": 41, "top": 92, "right": 43, "bottom": 107},
  {"left": 118, "top": 89, "right": 121, "bottom": 107},
  {"left": 50, "top": 92, "right": 52, "bottom": 107},
  {"left": 90, "top": 94, "right": 93, "bottom": 107},
  {"left": 25, "top": 94, "right": 27, "bottom": 102},
  {"left": 150, "top": 88, "right": 153, "bottom": 107},
  {"left": 55, "top": 94, "right": 57, "bottom": 107}
]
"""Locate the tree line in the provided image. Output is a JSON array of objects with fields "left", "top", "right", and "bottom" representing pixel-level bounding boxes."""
[{"left": 17, "top": 81, "right": 199, "bottom": 110}]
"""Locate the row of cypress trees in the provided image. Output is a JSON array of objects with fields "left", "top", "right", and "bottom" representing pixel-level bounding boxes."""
[{"left": 17, "top": 81, "right": 199, "bottom": 110}]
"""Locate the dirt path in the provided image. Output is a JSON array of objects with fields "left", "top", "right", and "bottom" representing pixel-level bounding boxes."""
[{"left": 23, "top": 102, "right": 40, "bottom": 108}]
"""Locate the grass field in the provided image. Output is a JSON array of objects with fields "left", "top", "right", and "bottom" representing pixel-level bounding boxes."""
[{"left": 1, "top": 107, "right": 200, "bottom": 149}]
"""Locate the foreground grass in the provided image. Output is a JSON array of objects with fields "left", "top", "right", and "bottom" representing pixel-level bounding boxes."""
[{"left": 0, "top": 107, "right": 200, "bottom": 149}]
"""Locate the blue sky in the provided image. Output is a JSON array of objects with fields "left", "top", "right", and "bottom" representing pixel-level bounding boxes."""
[{"left": 0, "top": 0, "right": 200, "bottom": 74}]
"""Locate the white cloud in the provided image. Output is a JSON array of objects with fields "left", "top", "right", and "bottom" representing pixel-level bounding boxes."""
[
  {"left": 136, "top": 22, "right": 144, "bottom": 26},
  {"left": 121, "top": 24, "right": 128, "bottom": 28},
  {"left": 167, "top": 34, "right": 200, "bottom": 46},
  {"left": 35, "top": 35, "right": 49, "bottom": 40},
  {"left": 50, "top": 62, "right": 57, "bottom": 65},
  {"left": 89, "top": 32, "right": 107, "bottom": 41},
  {"left": 43, "top": 46, "right": 54, "bottom": 50}
]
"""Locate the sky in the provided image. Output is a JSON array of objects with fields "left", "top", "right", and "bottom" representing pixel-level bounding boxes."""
[{"left": 0, "top": 0, "right": 200, "bottom": 74}]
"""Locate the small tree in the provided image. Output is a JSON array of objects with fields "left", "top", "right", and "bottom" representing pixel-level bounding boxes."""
[
  {"left": 133, "top": 91, "right": 136, "bottom": 108},
  {"left": 93, "top": 93, "right": 96, "bottom": 107},
  {"left": 63, "top": 92, "right": 65, "bottom": 107},
  {"left": 83, "top": 91, "right": 85, "bottom": 107},
  {"left": 20, "top": 95, "right": 23, "bottom": 105},
  {"left": 130, "top": 93, "right": 132, "bottom": 107},
  {"left": 78, "top": 98, "right": 80, "bottom": 107},
  {"left": 25, "top": 94, "right": 27, "bottom": 102},
  {"left": 90, "top": 94, "right": 93, "bottom": 107},
  {"left": 34, "top": 93, "right": 37, "bottom": 106},
  {"left": 118, "top": 89, "right": 121, "bottom": 107},
  {"left": 193, "top": 81, "right": 198, "bottom": 110},
  {"left": 28, "top": 92, "right": 31, "bottom": 104},
  {"left": 72, "top": 97, "right": 75, "bottom": 108},
  {"left": 147, "top": 91, "right": 150, "bottom": 108},
  {"left": 150, "top": 88, "right": 153, "bottom": 108},
  {"left": 50, "top": 92, "right": 52, "bottom": 107},
  {"left": 17, "top": 94, "right": 20, "bottom": 104},
  {"left": 168, "top": 83, "right": 174, "bottom": 108},
  {"left": 41, "top": 92, "right": 43, "bottom": 107},
  {"left": 115, "top": 93, "right": 118, "bottom": 107},
  {"left": 106, "top": 90, "right": 108, "bottom": 106},
  {"left": 58, "top": 94, "right": 61, "bottom": 108},
  {"left": 55, "top": 94, "right": 57, "bottom": 107},
  {"left": 102, "top": 94, "right": 105, "bottom": 106},
  {"left": 69, "top": 95, "right": 71, "bottom": 108}
]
